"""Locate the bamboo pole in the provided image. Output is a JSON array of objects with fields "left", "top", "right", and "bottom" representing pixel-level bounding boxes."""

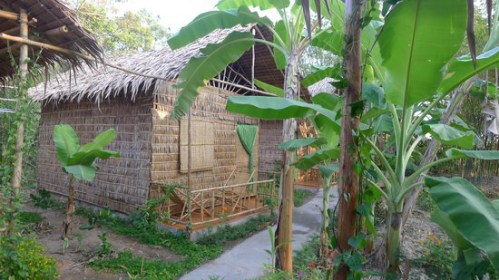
[
  {"left": 8, "top": 8, "right": 28, "bottom": 235},
  {"left": 2, "top": 18, "right": 37, "bottom": 35},
  {"left": 0, "top": 9, "right": 18, "bottom": 20},
  {"left": 45, "top": 25, "right": 68, "bottom": 36},
  {"left": 186, "top": 110, "right": 192, "bottom": 235}
]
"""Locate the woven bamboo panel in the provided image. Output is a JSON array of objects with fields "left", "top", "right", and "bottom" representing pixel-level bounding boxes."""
[
  {"left": 258, "top": 120, "right": 283, "bottom": 177},
  {"left": 37, "top": 95, "right": 153, "bottom": 214},
  {"left": 150, "top": 81, "right": 263, "bottom": 193},
  {"left": 179, "top": 117, "right": 215, "bottom": 173}
]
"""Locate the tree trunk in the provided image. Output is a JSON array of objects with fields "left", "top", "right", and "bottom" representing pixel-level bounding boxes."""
[
  {"left": 63, "top": 176, "right": 76, "bottom": 238},
  {"left": 275, "top": 49, "right": 300, "bottom": 273},
  {"left": 7, "top": 8, "right": 28, "bottom": 235},
  {"left": 335, "top": 0, "right": 364, "bottom": 279}
]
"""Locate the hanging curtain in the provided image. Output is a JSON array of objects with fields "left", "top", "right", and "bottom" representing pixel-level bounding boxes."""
[{"left": 236, "top": 124, "right": 258, "bottom": 179}]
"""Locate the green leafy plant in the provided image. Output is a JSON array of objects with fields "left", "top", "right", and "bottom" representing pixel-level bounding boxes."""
[
  {"left": 0, "top": 235, "right": 58, "bottom": 279},
  {"left": 30, "top": 188, "right": 64, "bottom": 210},
  {"left": 293, "top": 189, "right": 313, "bottom": 207},
  {"left": 53, "top": 124, "right": 119, "bottom": 238},
  {"left": 98, "top": 230, "right": 113, "bottom": 257},
  {"left": 414, "top": 232, "right": 454, "bottom": 279}
]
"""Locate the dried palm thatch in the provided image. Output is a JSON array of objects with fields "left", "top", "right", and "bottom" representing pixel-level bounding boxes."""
[
  {"left": 30, "top": 26, "right": 260, "bottom": 104},
  {"left": 307, "top": 77, "right": 336, "bottom": 96},
  {"left": 0, "top": 0, "right": 102, "bottom": 78}
]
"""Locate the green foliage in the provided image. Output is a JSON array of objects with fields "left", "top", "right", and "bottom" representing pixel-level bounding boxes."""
[
  {"left": 378, "top": 0, "right": 467, "bottom": 107},
  {"left": 0, "top": 235, "right": 58, "bottom": 279},
  {"left": 293, "top": 189, "right": 313, "bottom": 207},
  {"left": 91, "top": 250, "right": 176, "bottom": 279},
  {"left": 197, "top": 214, "right": 271, "bottom": 246},
  {"left": 70, "top": 0, "right": 170, "bottom": 54},
  {"left": 53, "top": 124, "right": 119, "bottom": 181},
  {"left": 98, "top": 230, "right": 113, "bottom": 257},
  {"left": 414, "top": 233, "right": 454, "bottom": 279},
  {"left": 439, "top": 47, "right": 499, "bottom": 94},
  {"left": 171, "top": 31, "right": 255, "bottom": 118},
  {"left": 426, "top": 176, "right": 499, "bottom": 273},
  {"left": 18, "top": 211, "right": 44, "bottom": 225},
  {"left": 422, "top": 124, "right": 475, "bottom": 149},
  {"left": 30, "top": 189, "right": 64, "bottom": 210},
  {"left": 167, "top": 7, "right": 271, "bottom": 50}
]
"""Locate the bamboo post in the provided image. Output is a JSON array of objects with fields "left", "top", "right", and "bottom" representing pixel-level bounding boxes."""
[
  {"left": 8, "top": 8, "right": 28, "bottom": 234},
  {"left": 186, "top": 111, "right": 192, "bottom": 234},
  {"left": 201, "top": 191, "right": 204, "bottom": 222},
  {"left": 212, "top": 190, "right": 215, "bottom": 219}
]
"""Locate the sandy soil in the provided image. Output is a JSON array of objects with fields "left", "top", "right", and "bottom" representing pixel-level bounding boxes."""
[{"left": 23, "top": 205, "right": 181, "bottom": 280}]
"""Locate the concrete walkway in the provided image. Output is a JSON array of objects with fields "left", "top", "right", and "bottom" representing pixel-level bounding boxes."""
[{"left": 181, "top": 187, "right": 338, "bottom": 280}]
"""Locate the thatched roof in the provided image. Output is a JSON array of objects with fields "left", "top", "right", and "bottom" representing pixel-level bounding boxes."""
[
  {"left": 31, "top": 26, "right": 288, "bottom": 104},
  {"left": 307, "top": 78, "right": 336, "bottom": 96},
  {"left": 0, "top": 0, "right": 102, "bottom": 78}
]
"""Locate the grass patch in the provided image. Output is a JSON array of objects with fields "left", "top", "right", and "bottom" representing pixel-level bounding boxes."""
[
  {"left": 91, "top": 250, "right": 183, "bottom": 279},
  {"left": 19, "top": 211, "right": 44, "bottom": 224},
  {"left": 197, "top": 215, "right": 272, "bottom": 246},
  {"left": 294, "top": 189, "right": 314, "bottom": 207}
]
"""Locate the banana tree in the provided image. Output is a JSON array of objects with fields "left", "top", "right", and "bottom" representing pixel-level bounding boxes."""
[
  {"left": 362, "top": 0, "right": 499, "bottom": 274},
  {"left": 53, "top": 124, "right": 119, "bottom": 238},
  {"left": 166, "top": 0, "right": 334, "bottom": 271}
]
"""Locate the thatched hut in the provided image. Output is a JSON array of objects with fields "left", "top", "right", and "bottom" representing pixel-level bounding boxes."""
[{"left": 31, "top": 27, "right": 284, "bottom": 229}]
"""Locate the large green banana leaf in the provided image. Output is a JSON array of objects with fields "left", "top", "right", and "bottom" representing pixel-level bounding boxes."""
[
  {"left": 216, "top": 0, "right": 290, "bottom": 10},
  {"left": 426, "top": 176, "right": 499, "bottom": 272},
  {"left": 167, "top": 7, "right": 271, "bottom": 49},
  {"left": 445, "top": 149, "right": 499, "bottom": 160},
  {"left": 301, "top": 66, "right": 341, "bottom": 88},
  {"left": 53, "top": 124, "right": 80, "bottom": 166},
  {"left": 226, "top": 96, "right": 337, "bottom": 122},
  {"left": 422, "top": 124, "right": 475, "bottom": 149},
  {"left": 173, "top": 32, "right": 254, "bottom": 118},
  {"left": 278, "top": 138, "right": 327, "bottom": 151},
  {"left": 439, "top": 47, "right": 499, "bottom": 94},
  {"left": 294, "top": 147, "right": 340, "bottom": 170},
  {"left": 254, "top": 79, "right": 284, "bottom": 97},
  {"left": 54, "top": 125, "right": 119, "bottom": 182},
  {"left": 379, "top": 0, "right": 467, "bottom": 107}
]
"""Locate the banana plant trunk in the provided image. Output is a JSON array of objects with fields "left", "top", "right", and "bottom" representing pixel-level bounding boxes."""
[
  {"left": 275, "top": 49, "right": 300, "bottom": 273},
  {"left": 386, "top": 209, "right": 403, "bottom": 275},
  {"left": 336, "top": 0, "right": 363, "bottom": 279},
  {"left": 63, "top": 175, "right": 76, "bottom": 238}
]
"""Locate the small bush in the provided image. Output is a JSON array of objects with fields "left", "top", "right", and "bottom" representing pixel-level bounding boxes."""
[
  {"left": 0, "top": 235, "right": 58, "bottom": 279},
  {"left": 30, "top": 189, "right": 63, "bottom": 209},
  {"left": 415, "top": 233, "right": 454, "bottom": 279}
]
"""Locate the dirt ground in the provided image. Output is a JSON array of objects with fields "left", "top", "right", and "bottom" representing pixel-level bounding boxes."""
[{"left": 23, "top": 205, "right": 181, "bottom": 280}]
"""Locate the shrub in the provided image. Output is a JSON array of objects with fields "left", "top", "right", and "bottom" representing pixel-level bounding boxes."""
[{"left": 0, "top": 235, "right": 58, "bottom": 279}]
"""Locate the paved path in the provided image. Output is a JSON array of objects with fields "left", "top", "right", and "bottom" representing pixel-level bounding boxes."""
[{"left": 181, "top": 187, "right": 338, "bottom": 280}]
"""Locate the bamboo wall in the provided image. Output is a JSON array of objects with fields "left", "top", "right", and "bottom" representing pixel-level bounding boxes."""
[
  {"left": 149, "top": 82, "right": 262, "bottom": 199},
  {"left": 258, "top": 120, "right": 283, "bottom": 175},
  {"left": 37, "top": 94, "right": 153, "bottom": 213}
]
